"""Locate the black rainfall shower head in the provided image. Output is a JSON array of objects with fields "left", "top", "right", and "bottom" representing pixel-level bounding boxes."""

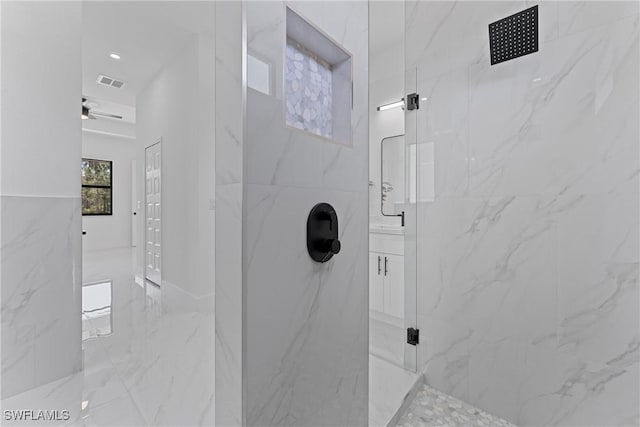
[{"left": 489, "top": 5, "right": 539, "bottom": 65}]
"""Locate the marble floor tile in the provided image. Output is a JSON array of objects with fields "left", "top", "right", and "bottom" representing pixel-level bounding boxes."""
[
  {"left": 369, "top": 355, "right": 420, "bottom": 427},
  {"left": 3, "top": 247, "right": 423, "bottom": 427},
  {"left": 1, "top": 248, "right": 215, "bottom": 427},
  {"left": 370, "top": 317, "right": 405, "bottom": 367}
]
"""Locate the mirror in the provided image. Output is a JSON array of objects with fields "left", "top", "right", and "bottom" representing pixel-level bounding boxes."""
[{"left": 380, "top": 134, "right": 406, "bottom": 224}]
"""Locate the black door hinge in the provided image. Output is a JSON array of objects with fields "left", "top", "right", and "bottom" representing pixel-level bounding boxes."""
[
  {"left": 406, "top": 93, "right": 419, "bottom": 111},
  {"left": 407, "top": 327, "right": 419, "bottom": 346}
]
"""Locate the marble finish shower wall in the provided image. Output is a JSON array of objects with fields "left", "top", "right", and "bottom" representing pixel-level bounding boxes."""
[
  {"left": 406, "top": 1, "right": 639, "bottom": 425},
  {"left": 245, "top": 2, "right": 369, "bottom": 425},
  {"left": 214, "top": 1, "right": 244, "bottom": 426},
  {"left": 0, "top": 2, "right": 82, "bottom": 398}
]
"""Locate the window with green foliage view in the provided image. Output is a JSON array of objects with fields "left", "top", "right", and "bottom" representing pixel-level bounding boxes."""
[{"left": 82, "top": 158, "right": 112, "bottom": 215}]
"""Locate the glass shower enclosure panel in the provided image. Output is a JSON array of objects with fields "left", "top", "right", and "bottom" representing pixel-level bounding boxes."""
[{"left": 371, "top": 134, "right": 418, "bottom": 372}]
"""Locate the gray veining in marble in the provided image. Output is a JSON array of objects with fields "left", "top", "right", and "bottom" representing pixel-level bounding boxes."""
[
  {"left": 214, "top": 1, "right": 244, "bottom": 426},
  {"left": 406, "top": 1, "right": 639, "bottom": 425},
  {"left": 1, "top": 248, "right": 215, "bottom": 426},
  {"left": 1, "top": 196, "right": 82, "bottom": 398},
  {"left": 245, "top": 1, "right": 369, "bottom": 425}
]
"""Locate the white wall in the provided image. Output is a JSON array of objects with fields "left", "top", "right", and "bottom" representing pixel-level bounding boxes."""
[
  {"left": 82, "top": 131, "right": 136, "bottom": 252},
  {"left": 136, "top": 34, "right": 215, "bottom": 306},
  {"left": 369, "top": 34, "right": 405, "bottom": 225},
  {"left": 0, "top": 1, "right": 82, "bottom": 398}
]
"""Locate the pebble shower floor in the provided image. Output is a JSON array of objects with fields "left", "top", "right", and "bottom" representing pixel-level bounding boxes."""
[{"left": 396, "top": 384, "right": 517, "bottom": 427}]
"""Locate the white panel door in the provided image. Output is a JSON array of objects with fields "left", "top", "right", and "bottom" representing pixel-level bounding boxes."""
[
  {"left": 145, "top": 142, "right": 162, "bottom": 285},
  {"left": 131, "top": 159, "right": 137, "bottom": 247}
]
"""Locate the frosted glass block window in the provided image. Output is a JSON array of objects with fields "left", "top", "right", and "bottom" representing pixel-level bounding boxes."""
[
  {"left": 285, "top": 7, "right": 352, "bottom": 145},
  {"left": 285, "top": 41, "right": 333, "bottom": 139}
]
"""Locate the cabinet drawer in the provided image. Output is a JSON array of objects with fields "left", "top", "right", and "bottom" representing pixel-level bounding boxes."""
[{"left": 370, "top": 233, "right": 404, "bottom": 256}]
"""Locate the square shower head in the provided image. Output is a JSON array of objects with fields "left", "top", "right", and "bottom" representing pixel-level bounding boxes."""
[{"left": 489, "top": 5, "right": 539, "bottom": 65}]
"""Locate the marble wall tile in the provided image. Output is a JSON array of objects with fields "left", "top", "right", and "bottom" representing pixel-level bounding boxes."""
[
  {"left": 215, "top": 1, "right": 243, "bottom": 426},
  {"left": 246, "top": 92, "right": 324, "bottom": 188},
  {"left": 418, "top": 316, "right": 471, "bottom": 400},
  {"left": 215, "top": 2, "right": 243, "bottom": 187},
  {"left": 407, "top": 1, "right": 639, "bottom": 425},
  {"left": 558, "top": 1, "right": 640, "bottom": 38},
  {"left": 467, "top": 334, "right": 524, "bottom": 422},
  {"left": 245, "top": 185, "right": 368, "bottom": 426},
  {"left": 214, "top": 183, "right": 242, "bottom": 425},
  {"left": 1, "top": 196, "right": 82, "bottom": 398},
  {"left": 322, "top": 44, "right": 369, "bottom": 193},
  {"left": 417, "top": 70, "right": 470, "bottom": 197},
  {"left": 556, "top": 193, "right": 639, "bottom": 367},
  {"left": 467, "top": 14, "right": 639, "bottom": 198},
  {"left": 417, "top": 196, "right": 557, "bottom": 340},
  {"left": 406, "top": 1, "right": 559, "bottom": 78},
  {"left": 244, "top": 2, "right": 368, "bottom": 425}
]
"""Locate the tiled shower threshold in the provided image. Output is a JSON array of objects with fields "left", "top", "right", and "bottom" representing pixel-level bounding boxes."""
[{"left": 393, "top": 382, "right": 517, "bottom": 427}]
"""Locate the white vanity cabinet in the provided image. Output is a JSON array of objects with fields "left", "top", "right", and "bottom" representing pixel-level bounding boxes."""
[
  {"left": 369, "top": 227, "right": 404, "bottom": 320},
  {"left": 369, "top": 252, "right": 385, "bottom": 313}
]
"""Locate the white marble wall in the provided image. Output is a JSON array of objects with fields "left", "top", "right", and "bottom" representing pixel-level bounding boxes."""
[
  {"left": 406, "top": 1, "right": 639, "bottom": 425},
  {"left": 0, "top": 1, "right": 83, "bottom": 398},
  {"left": 214, "top": 1, "right": 244, "bottom": 426},
  {"left": 245, "top": 2, "right": 369, "bottom": 425},
  {"left": 1, "top": 198, "right": 82, "bottom": 399}
]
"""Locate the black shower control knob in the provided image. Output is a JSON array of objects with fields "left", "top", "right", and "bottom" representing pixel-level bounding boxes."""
[
  {"left": 330, "top": 239, "right": 341, "bottom": 254},
  {"left": 321, "top": 238, "right": 341, "bottom": 254},
  {"left": 307, "top": 203, "right": 340, "bottom": 263}
]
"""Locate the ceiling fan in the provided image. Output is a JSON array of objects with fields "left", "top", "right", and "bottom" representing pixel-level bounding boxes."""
[{"left": 82, "top": 98, "right": 123, "bottom": 120}]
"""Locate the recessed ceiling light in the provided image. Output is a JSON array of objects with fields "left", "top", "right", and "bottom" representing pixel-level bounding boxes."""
[{"left": 109, "top": 53, "right": 121, "bottom": 60}]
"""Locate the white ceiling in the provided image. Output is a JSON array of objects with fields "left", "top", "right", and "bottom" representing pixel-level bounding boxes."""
[
  {"left": 82, "top": 1, "right": 214, "bottom": 119},
  {"left": 369, "top": 1, "right": 405, "bottom": 55},
  {"left": 82, "top": 1, "right": 400, "bottom": 124}
]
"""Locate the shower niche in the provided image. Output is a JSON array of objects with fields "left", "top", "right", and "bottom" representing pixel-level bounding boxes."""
[{"left": 285, "top": 7, "right": 352, "bottom": 145}]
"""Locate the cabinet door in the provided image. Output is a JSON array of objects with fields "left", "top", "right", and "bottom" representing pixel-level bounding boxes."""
[
  {"left": 383, "top": 254, "right": 404, "bottom": 319},
  {"left": 369, "top": 252, "right": 384, "bottom": 313}
]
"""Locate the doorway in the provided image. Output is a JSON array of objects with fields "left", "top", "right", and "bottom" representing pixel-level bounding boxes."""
[
  {"left": 368, "top": 2, "right": 421, "bottom": 426},
  {"left": 145, "top": 140, "right": 162, "bottom": 285}
]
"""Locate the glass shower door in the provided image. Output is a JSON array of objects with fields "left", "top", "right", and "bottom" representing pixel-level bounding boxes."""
[{"left": 371, "top": 133, "right": 418, "bottom": 373}]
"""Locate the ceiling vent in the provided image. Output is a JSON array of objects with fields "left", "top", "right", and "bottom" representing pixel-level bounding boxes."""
[{"left": 96, "top": 74, "right": 125, "bottom": 89}]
